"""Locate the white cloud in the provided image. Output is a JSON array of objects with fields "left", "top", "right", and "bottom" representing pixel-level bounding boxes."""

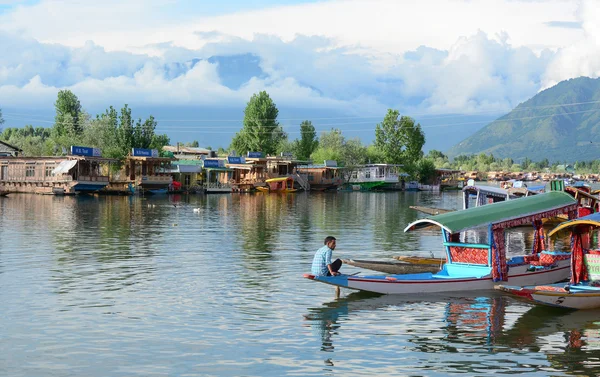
[
  {"left": 541, "top": 0, "right": 600, "bottom": 89},
  {"left": 0, "top": 0, "right": 598, "bottom": 124}
]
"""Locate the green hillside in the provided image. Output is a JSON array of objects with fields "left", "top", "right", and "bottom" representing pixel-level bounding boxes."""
[{"left": 447, "top": 77, "right": 600, "bottom": 162}]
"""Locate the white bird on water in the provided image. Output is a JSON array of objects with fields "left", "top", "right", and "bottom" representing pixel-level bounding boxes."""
[{"left": 193, "top": 208, "right": 201, "bottom": 213}]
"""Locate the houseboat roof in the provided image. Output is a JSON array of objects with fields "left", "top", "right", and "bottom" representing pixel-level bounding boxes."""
[
  {"left": 163, "top": 146, "right": 211, "bottom": 155},
  {"left": 297, "top": 165, "right": 340, "bottom": 170},
  {"left": 0, "top": 155, "right": 118, "bottom": 163},
  {"left": 405, "top": 191, "right": 577, "bottom": 234},
  {"left": 127, "top": 155, "right": 175, "bottom": 161}
]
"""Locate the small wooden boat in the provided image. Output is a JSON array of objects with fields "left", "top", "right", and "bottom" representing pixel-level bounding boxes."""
[
  {"left": 305, "top": 191, "right": 576, "bottom": 294},
  {"left": 256, "top": 177, "right": 298, "bottom": 193},
  {"left": 342, "top": 259, "right": 442, "bottom": 274},
  {"left": 409, "top": 206, "right": 453, "bottom": 215},
  {"left": 394, "top": 255, "right": 445, "bottom": 265},
  {"left": 497, "top": 212, "right": 600, "bottom": 310}
]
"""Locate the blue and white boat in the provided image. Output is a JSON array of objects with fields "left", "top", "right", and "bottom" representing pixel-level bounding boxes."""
[{"left": 305, "top": 191, "right": 576, "bottom": 294}]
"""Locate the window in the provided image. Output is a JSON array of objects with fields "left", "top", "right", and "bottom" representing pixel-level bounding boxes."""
[
  {"left": 45, "top": 166, "right": 54, "bottom": 177},
  {"left": 26, "top": 165, "right": 35, "bottom": 177},
  {"left": 351, "top": 171, "right": 357, "bottom": 179},
  {"left": 365, "top": 171, "right": 371, "bottom": 179}
]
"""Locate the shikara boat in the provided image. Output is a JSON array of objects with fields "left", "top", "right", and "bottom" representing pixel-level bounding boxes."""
[
  {"left": 497, "top": 212, "right": 600, "bottom": 309},
  {"left": 256, "top": 177, "right": 298, "bottom": 193},
  {"left": 304, "top": 191, "right": 576, "bottom": 294}
]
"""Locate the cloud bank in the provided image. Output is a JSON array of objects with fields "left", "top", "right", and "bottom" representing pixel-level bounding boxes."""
[{"left": 0, "top": 0, "right": 598, "bottom": 127}]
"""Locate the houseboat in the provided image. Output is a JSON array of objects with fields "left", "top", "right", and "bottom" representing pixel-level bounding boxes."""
[
  {"left": 203, "top": 158, "right": 233, "bottom": 193},
  {"left": 106, "top": 148, "right": 173, "bottom": 195},
  {"left": 0, "top": 146, "right": 115, "bottom": 195},
  {"left": 297, "top": 160, "right": 342, "bottom": 191},
  {"left": 226, "top": 154, "right": 268, "bottom": 192},
  {"left": 345, "top": 164, "right": 401, "bottom": 191}
]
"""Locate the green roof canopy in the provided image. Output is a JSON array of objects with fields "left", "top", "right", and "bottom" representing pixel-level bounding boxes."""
[{"left": 404, "top": 191, "right": 577, "bottom": 234}]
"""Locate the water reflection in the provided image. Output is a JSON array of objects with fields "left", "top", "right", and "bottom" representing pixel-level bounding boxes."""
[{"left": 304, "top": 291, "right": 600, "bottom": 376}]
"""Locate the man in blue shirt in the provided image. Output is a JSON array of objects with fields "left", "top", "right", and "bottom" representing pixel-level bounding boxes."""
[{"left": 311, "top": 236, "right": 342, "bottom": 276}]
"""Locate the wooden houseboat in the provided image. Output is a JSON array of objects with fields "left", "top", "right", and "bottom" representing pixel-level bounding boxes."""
[
  {"left": 106, "top": 148, "right": 173, "bottom": 195},
  {"left": 345, "top": 164, "right": 401, "bottom": 191},
  {"left": 297, "top": 160, "right": 342, "bottom": 191},
  {"left": 203, "top": 158, "right": 233, "bottom": 193},
  {"left": 0, "top": 146, "right": 115, "bottom": 195},
  {"left": 256, "top": 177, "right": 298, "bottom": 193},
  {"left": 226, "top": 155, "right": 268, "bottom": 192}
]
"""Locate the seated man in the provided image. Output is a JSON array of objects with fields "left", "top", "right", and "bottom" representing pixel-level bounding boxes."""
[{"left": 311, "top": 236, "right": 342, "bottom": 276}]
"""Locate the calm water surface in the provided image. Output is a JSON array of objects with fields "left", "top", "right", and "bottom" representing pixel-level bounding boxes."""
[{"left": 1, "top": 191, "right": 599, "bottom": 376}]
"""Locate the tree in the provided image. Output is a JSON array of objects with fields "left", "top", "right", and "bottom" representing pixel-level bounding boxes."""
[
  {"left": 0, "top": 108, "right": 4, "bottom": 133},
  {"left": 310, "top": 128, "right": 366, "bottom": 166},
  {"left": 375, "top": 109, "right": 425, "bottom": 166},
  {"left": 416, "top": 159, "right": 437, "bottom": 184},
  {"left": 54, "top": 90, "right": 82, "bottom": 137},
  {"left": 230, "top": 91, "right": 287, "bottom": 155},
  {"left": 292, "top": 120, "right": 318, "bottom": 161}
]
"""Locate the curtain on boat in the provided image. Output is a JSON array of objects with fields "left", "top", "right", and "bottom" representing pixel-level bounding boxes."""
[
  {"left": 570, "top": 232, "right": 589, "bottom": 284},
  {"left": 491, "top": 227, "right": 507, "bottom": 282},
  {"left": 532, "top": 220, "right": 545, "bottom": 254}
]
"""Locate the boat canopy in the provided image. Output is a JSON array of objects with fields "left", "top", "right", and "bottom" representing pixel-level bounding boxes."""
[
  {"left": 462, "top": 185, "right": 512, "bottom": 197},
  {"left": 52, "top": 160, "right": 78, "bottom": 175},
  {"left": 265, "top": 177, "right": 293, "bottom": 183},
  {"left": 405, "top": 191, "right": 577, "bottom": 234},
  {"left": 547, "top": 212, "right": 600, "bottom": 238}
]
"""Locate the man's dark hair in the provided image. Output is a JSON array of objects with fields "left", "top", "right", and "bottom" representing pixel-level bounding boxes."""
[{"left": 324, "top": 236, "right": 336, "bottom": 245}]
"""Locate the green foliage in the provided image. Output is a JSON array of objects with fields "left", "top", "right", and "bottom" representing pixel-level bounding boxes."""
[
  {"left": 231, "top": 91, "right": 287, "bottom": 155},
  {"left": 54, "top": 90, "right": 83, "bottom": 137},
  {"left": 0, "top": 107, "right": 4, "bottom": 128},
  {"left": 310, "top": 128, "right": 367, "bottom": 166},
  {"left": 375, "top": 109, "right": 425, "bottom": 165},
  {"left": 415, "top": 159, "right": 437, "bottom": 184},
  {"left": 292, "top": 120, "right": 318, "bottom": 161}
]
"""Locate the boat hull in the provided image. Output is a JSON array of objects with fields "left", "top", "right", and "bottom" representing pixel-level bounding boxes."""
[
  {"left": 496, "top": 284, "right": 600, "bottom": 310},
  {"left": 305, "top": 259, "right": 570, "bottom": 294}
]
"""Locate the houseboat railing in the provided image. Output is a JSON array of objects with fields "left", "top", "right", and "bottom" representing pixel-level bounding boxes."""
[{"left": 204, "top": 182, "right": 232, "bottom": 190}]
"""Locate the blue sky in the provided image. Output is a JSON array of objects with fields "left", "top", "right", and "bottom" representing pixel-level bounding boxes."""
[{"left": 0, "top": 0, "right": 598, "bottom": 149}]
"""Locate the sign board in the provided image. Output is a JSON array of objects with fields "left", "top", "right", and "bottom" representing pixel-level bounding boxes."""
[
  {"left": 324, "top": 160, "right": 338, "bottom": 168},
  {"left": 132, "top": 148, "right": 159, "bottom": 158},
  {"left": 247, "top": 152, "right": 263, "bottom": 158},
  {"left": 227, "top": 156, "right": 245, "bottom": 164},
  {"left": 203, "top": 159, "right": 222, "bottom": 168},
  {"left": 585, "top": 254, "right": 600, "bottom": 281},
  {"left": 71, "top": 146, "right": 101, "bottom": 157},
  {"left": 280, "top": 152, "right": 293, "bottom": 158}
]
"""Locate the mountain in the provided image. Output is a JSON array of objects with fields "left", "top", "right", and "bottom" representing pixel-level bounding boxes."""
[{"left": 446, "top": 77, "right": 600, "bottom": 162}]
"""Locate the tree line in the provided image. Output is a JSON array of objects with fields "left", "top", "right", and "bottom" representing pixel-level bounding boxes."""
[
  {"left": 0, "top": 90, "right": 170, "bottom": 161},
  {"left": 1, "top": 89, "right": 452, "bottom": 183}
]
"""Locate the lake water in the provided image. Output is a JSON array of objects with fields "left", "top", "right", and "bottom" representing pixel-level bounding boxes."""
[{"left": 1, "top": 191, "right": 599, "bottom": 376}]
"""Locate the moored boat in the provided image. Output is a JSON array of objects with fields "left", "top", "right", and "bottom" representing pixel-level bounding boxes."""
[
  {"left": 256, "top": 177, "right": 298, "bottom": 193},
  {"left": 304, "top": 191, "right": 577, "bottom": 294},
  {"left": 497, "top": 212, "right": 600, "bottom": 309}
]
